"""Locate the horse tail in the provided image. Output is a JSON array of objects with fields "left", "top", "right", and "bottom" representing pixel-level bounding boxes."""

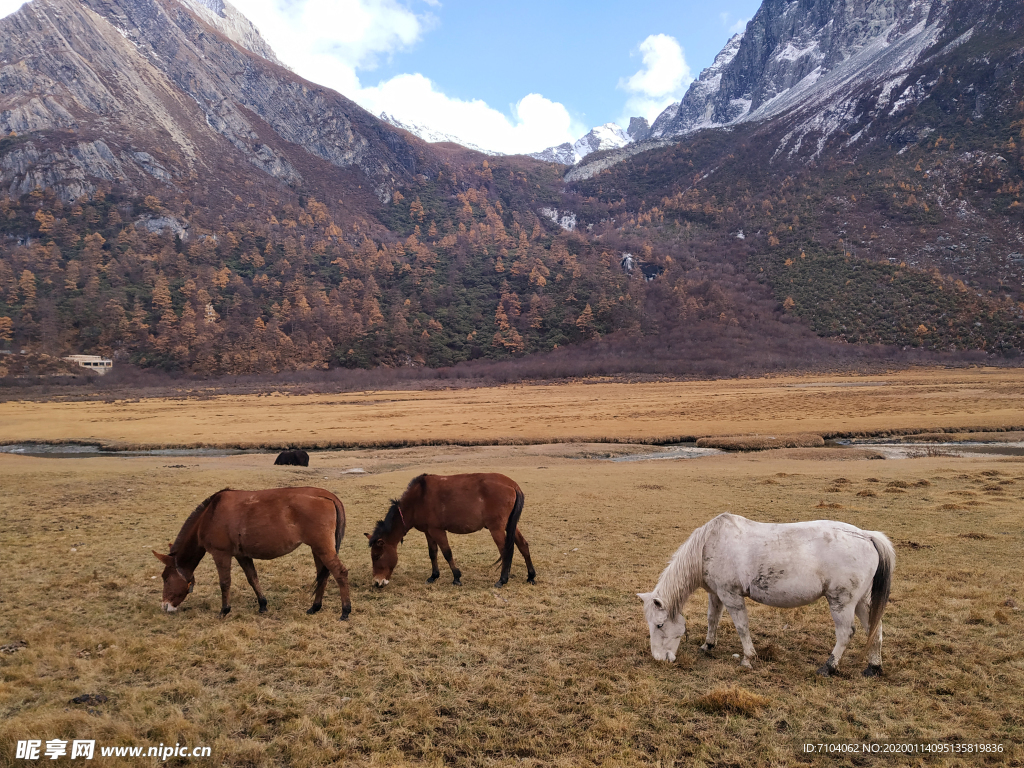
[
  {"left": 499, "top": 486, "right": 525, "bottom": 576},
  {"left": 334, "top": 497, "right": 345, "bottom": 553},
  {"left": 866, "top": 532, "right": 895, "bottom": 644}
]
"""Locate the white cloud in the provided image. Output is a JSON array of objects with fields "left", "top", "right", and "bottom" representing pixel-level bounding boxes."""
[
  {"left": 234, "top": 0, "right": 575, "bottom": 154},
  {"left": 359, "top": 74, "right": 579, "bottom": 154},
  {"left": 618, "top": 33, "right": 693, "bottom": 124}
]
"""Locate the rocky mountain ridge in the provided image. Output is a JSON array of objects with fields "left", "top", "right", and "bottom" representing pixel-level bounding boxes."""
[
  {"left": 0, "top": 0, "right": 421, "bottom": 206},
  {"left": 649, "top": 0, "right": 949, "bottom": 146}
]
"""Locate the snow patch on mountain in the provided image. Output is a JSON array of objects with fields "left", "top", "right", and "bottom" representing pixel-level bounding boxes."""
[
  {"left": 647, "top": 0, "right": 944, "bottom": 151},
  {"left": 530, "top": 122, "right": 633, "bottom": 165},
  {"left": 378, "top": 113, "right": 500, "bottom": 156}
]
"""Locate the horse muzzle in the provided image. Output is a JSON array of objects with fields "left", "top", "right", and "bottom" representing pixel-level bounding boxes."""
[
  {"left": 373, "top": 578, "right": 389, "bottom": 588},
  {"left": 161, "top": 602, "right": 178, "bottom": 613}
]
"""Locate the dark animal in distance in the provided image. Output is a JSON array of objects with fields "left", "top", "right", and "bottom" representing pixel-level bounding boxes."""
[
  {"left": 274, "top": 449, "right": 310, "bottom": 466},
  {"left": 153, "top": 486, "right": 351, "bottom": 619},
  {"left": 366, "top": 473, "right": 536, "bottom": 588}
]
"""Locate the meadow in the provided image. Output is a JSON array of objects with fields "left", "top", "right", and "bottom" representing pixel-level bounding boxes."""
[
  {"left": 3, "top": 368, "right": 1024, "bottom": 450},
  {"left": 1, "top": 440, "right": 1022, "bottom": 767}
]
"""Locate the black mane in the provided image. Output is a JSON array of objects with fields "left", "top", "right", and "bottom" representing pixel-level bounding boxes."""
[
  {"left": 368, "top": 499, "right": 403, "bottom": 544},
  {"left": 368, "top": 476, "right": 427, "bottom": 545},
  {"left": 170, "top": 489, "right": 230, "bottom": 555}
]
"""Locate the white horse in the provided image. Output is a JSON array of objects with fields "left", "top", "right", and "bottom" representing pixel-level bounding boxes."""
[{"left": 638, "top": 513, "right": 895, "bottom": 676}]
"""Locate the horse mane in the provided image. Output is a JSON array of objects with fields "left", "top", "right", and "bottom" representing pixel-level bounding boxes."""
[
  {"left": 170, "top": 489, "right": 229, "bottom": 555},
  {"left": 368, "top": 475, "right": 428, "bottom": 544},
  {"left": 369, "top": 499, "right": 403, "bottom": 543},
  {"left": 657, "top": 513, "right": 728, "bottom": 617}
]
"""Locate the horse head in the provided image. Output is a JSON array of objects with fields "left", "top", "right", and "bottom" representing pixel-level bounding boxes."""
[
  {"left": 153, "top": 550, "right": 195, "bottom": 612},
  {"left": 364, "top": 531, "right": 399, "bottom": 587},
  {"left": 637, "top": 591, "right": 687, "bottom": 662}
]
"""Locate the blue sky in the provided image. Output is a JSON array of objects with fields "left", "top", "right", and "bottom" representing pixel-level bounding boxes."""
[
  {"left": 0, "top": 0, "right": 762, "bottom": 153},
  {"left": 366, "top": 1, "right": 761, "bottom": 129}
]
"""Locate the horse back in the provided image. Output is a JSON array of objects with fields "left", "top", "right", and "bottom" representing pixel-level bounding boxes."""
[
  {"left": 706, "top": 515, "right": 882, "bottom": 608},
  {"left": 196, "top": 486, "right": 343, "bottom": 559},
  {"left": 411, "top": 473, "right": 520, "bottom": 534}
]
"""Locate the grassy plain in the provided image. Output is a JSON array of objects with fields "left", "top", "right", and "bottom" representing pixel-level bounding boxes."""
[
  {"left": 2, "top": 367, "right": 1024, "bottom": 449},
  {"left": 1, "top": 443, "right": 1022, "bottom": 767}
]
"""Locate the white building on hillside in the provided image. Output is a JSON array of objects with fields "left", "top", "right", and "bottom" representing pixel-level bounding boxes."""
[{"left": 64, "top": 355, "right": 113, "bottom": 374}]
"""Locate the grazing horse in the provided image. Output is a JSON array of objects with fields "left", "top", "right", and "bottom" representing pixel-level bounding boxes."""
[
  {"left": 365, "top": 473, "right": 536, "bottom": 588},
  {"left": 152, "top": 487, "right": 352, "bottom": 619},
  {"left": 274, "top": 449, "right": 310, "bottom": 466},
  {"left": 638, "top": 513, "right": 894, "bottom": 677}
]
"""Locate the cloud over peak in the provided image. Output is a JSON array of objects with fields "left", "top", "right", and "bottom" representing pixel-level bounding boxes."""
[{"left": 618, "top": 33, "right": 693, "bottom": 125}]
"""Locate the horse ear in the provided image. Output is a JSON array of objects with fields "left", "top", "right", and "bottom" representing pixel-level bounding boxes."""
[
  {"left": 636, "top": 591, "right": 652, "bottom": 602},
  {"left": 153, "top": 551, "right": 173, "bottom": 566},
  {"left": 652, "top": 597, "right": 665, "bottom": 610},
  {"left": 364, "top": 532, "right": 371, "bottom": 539}
]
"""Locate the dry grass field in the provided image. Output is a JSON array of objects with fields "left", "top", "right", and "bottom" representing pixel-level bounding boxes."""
[
  {"left": 2, "top": 367, "right": 1024, "bottom": 450},
  {"left": 1, "top": 442, "right": 1022, "bottom": 767}
]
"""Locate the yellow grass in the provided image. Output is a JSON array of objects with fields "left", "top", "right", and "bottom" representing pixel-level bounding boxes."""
[
  {"left": 695, "top": 434, "right": 825, "bottom": 450},
  {"left": 2, "top": 444, "right": 1023, "bottom": 767},
  {"left": 2, "top": 367, "right": 1024, "bottom": 449}
]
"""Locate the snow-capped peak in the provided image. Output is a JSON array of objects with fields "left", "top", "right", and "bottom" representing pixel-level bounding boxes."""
[
  {"left": 379, "top": 113, "right": 502, "bottom": 156},
  {"left": 530, "top": 121, "right": 639, "bottom": 165}
]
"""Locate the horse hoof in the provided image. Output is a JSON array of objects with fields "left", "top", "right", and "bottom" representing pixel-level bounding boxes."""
[
  {"left": 219, "top": 607, "right": 231, "bottom": 617},
  {"left": 452, "top": 579, "right": 462, "bottom": 586},
  {"left": 340, "top": 606, "right": 351, "bottom": 621},
  {"left": 700, "top": 643, "right": 715, "bottom": 655},
  {"left": 306, "top": 603, "right": 322, "bottom": 615},
  {"left": 494, "top": 580, "right": 507, "bottom": 588},
  {"left": 527, "top": 576, "right": 536, "bottom": 584},
  {"left": 862, "top": 664, "right": 882, "bottom": 678},
  {"left": 426, "top": 575, "right": 438, "bottom": 583},
  {"left": 816, "top": 665, "right": 834, "bottom": 677}
]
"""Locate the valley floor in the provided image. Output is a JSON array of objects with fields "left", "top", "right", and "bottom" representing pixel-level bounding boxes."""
[
  {"left": 2, "top": 370, "right": 1023, "bottom": 766},
  {"left": 1, "top": 367, "right": 1024, "bottom": 450}
]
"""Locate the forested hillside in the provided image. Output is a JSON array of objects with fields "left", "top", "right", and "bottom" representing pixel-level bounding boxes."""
[{"left": 2, "top": 0, "right": 1023, "bottom": 380}]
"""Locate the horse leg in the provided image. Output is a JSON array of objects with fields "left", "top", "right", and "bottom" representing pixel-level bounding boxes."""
[
  {"left": 316, "top": 547, "right": 352, "bottom": 620},
  {"left": 236, "top": 556, "right": 268, "bottom": 613},
  {"left": 425, "top": 534, "right": 441, "bottom": 583},
  {"left": 211, "top": 551, "right": 233, "bottom": 617},
  {"left": 307, "top": 553, "right": 329, "bottom": 614},
  {"left": 856, "top": 595, "right": 883, "bottom": 677},
  {"left": 514, "top": 529, "right": 536, "bottom": 584},
  {"left": 432, "top": 530, "right": 462, "bottom": 586},
  {"left": 701, "top": 591, "right": 725, "bottom": 654},
  {"left": 721, "top": 596, "right": 757, "bottom": 668},
  {"left": 819, "top": 595, "right": 858, "bottom": 677},
  {"left": 487, "top": 526, "right": 511, "bottom": 587}
]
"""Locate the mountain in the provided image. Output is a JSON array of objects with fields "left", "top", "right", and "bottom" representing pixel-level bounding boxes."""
[
  {"left": 530, "top": 122, "right": 633, "bottom": 165},
  {"left": 561, "top": 0, "right": 1024, "bottom": 353},
  {"left": 649, "top": 0, "right": 962, "bottom": 143},
  {"left": 1, "top": 0, "right": 1022, "bottom": 381},
  {"left": 0, "top": 0, "right": 423, "bottom": 208},
  {"left": 378, "top": 112, "right": 499, "bottom": 156}
]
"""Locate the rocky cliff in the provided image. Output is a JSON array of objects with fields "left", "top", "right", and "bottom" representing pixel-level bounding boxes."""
[
  {"left": 650, "top": 0, "right": 946, "bottom": 142},
  {"left": 0, "top": 0, "right": 421, "bottom": 203}
]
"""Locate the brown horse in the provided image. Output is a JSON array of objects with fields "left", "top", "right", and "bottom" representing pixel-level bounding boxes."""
[
  {"left": 365, "top": 473, "right": 536, "bottom": 588},
  {"left": 152, "top": 487, "right": 352, "bottom": 619}
]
